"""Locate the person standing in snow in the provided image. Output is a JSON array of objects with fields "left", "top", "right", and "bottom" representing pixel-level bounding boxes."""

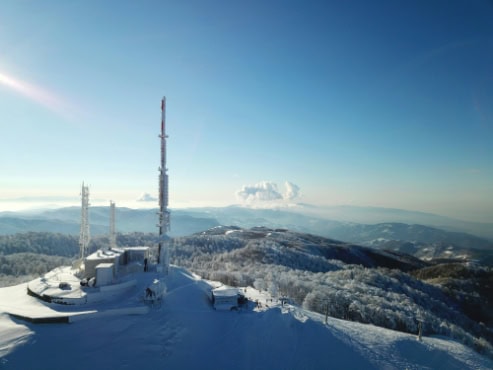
[{"left": 146, "top": 287, "right": 153, "bottom": 298}]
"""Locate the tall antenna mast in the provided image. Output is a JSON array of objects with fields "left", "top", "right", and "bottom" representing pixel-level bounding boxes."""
[
  {"left": 79, "top": 182, "right": 90, "bottom": 259},
  {"left": 157, "top": 96, "right": 170, "bottom": 273},
  {"left": 109, "top": 200, "right": 116, "bottom": 250}
]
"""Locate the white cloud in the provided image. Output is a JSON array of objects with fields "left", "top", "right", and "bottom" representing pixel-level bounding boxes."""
[
  {"left": 236, "top": 181, "right": 283, "bottom": 202},
  {"left": 137, "top": 193, "right": 157, "bottom": 202},
  {"left": 236, "top": 181, "right": 301, "bottom": 202},
  {"left": 284, "top": 181, "right": 301, "bottom": 200}
]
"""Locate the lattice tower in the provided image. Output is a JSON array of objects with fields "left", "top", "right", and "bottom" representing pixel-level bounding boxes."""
[{"left": 109, "top": 200, "right": 116, "bottom": 250}]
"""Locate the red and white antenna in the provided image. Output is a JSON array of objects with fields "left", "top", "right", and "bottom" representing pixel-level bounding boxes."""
[
  {"left": 79, "top": 182, "right": 90, "bottom": 259},
  {"left": 157, "top": 96, "right": 170, "bottom": 273}
]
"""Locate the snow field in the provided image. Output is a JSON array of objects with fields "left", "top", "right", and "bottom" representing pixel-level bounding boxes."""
[{"left": 0, "top": 266, "right": 492, "bottom": 369}]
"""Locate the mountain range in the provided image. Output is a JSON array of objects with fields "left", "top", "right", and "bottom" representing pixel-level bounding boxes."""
[{"left": 1, "top": 205, "right": 492, "bottom": 264}]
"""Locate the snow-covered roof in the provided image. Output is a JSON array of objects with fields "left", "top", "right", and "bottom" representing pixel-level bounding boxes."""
[
  {"left": 25, "top": 266, "right": 87, "bottom": 303},
  {"left": 85, "top": 248, "right": 124, "bottom": 261},
  {"left": 124, "top": 246, "right": 149, "bottom": 251},
  {"left": 212, "top": 286, "right": 242, "bottom": 297}
]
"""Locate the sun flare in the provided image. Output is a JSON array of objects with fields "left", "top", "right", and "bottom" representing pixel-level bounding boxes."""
[{"left": 0, "top": 71, "right": 70, "bottom": 117}]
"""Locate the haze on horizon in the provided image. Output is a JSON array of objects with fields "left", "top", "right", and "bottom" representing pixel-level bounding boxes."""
[{"left": 0, "top": 1, "right": 492, "bottom": 223}]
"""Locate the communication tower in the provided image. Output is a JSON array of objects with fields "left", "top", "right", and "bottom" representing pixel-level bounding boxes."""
[
  {"left": 157, "top": 96, "right": 171, "bottom": 273},
  {"left": 109, "top": 200, "right": 116, "bottom": 250},
  {"left": 79, "top": 182, "right": 90, "bottom": 259}
]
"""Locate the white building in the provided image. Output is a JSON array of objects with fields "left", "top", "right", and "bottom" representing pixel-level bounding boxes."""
[
  {"left": 83, "top": 247, "right": 151, "bottom": 285},
  {"left": 211, "top": 286, "right": 245, "bottom": 310}
]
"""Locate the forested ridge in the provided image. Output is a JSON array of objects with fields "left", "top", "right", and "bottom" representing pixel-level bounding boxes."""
[
  {"left": 0, "top": 232, "right": 78, "bottom": 257},
  {"left": 169, "top": 226, "right": 493, "bottom": 357}
]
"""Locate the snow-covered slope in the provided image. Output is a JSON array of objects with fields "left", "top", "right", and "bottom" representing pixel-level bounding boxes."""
[{"left": 1, "top": 267, "right": 492, "bottom": 370}]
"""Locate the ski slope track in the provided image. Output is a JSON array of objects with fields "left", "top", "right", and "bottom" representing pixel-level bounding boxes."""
[{"left": 0, "top": 266, "right": 491, "bottom": 370}]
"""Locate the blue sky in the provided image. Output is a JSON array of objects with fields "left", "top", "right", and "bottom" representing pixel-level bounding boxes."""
[{"left": 0, "top": 0, "right": 492, "bottom": 222}]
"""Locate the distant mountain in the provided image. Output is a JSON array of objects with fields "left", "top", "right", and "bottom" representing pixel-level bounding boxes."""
[
  {"left": 290, "top": 204, "right": 493, "bottom": 239},
  {"left": 0, "top": 205, "right": 350, "bottom": 239},
  {"left": 322, "top": 222, "right": 493, "bottom": 265},
  {"left": 1, "top": 205, "right": 492, "bottom": 264},
  {"left": 179, "top": 205, "right": 347, "bottom": 236},
  {"left": 0, "top": 207, "right": 219, "bottom": 237},
  {"left": 3, "top": 203, "right": 492, "bottom": 238},
  {"left": 0, "top": 215, "right": 102, "bottom": 235},
  {"left": 326, "top": 222, "right": 492, "bottom": 249},
  {"left": 169, "top": 204, "right": 493, "bottom": 240},
  {"left": 173, "top": 207, "right": 493, "bottom": 263}
]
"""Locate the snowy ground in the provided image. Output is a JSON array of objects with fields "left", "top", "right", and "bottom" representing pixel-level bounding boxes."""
[{"left": 0, "top": 266, "right": 492, "bottom": 370}]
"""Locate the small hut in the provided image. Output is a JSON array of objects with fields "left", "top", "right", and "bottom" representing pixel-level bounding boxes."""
[{"left": 211, "top": 287, "right": 246, "bottom": 310}]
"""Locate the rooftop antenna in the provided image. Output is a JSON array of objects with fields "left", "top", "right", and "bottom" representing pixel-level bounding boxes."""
[
  {"left": 109, "top": 200, "right": 116, "bottom": 250},
  {"left": 157, "top": 96, "right": 170, "bottom": 273},
  {"left": 79, "top": 182, "right": 90, "bottom": 259}
]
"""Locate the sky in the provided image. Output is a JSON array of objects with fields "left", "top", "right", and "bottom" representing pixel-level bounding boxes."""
[{"left": 0, "top": 0, "right": 492, "bottom": 222}]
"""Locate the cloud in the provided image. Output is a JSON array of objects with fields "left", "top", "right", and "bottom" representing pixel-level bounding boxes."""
[
  {"left": 284, "top": 181, "right": 301, "bottom": 200},
  {"left": 236, "top": 181, "right": 301, "bottom": 202},
  {"left": 137, "top": 193, "right": 157, "bottom": 202},
  {"left": 236, "top": 181, "right": 283, "bottom": 202}
]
